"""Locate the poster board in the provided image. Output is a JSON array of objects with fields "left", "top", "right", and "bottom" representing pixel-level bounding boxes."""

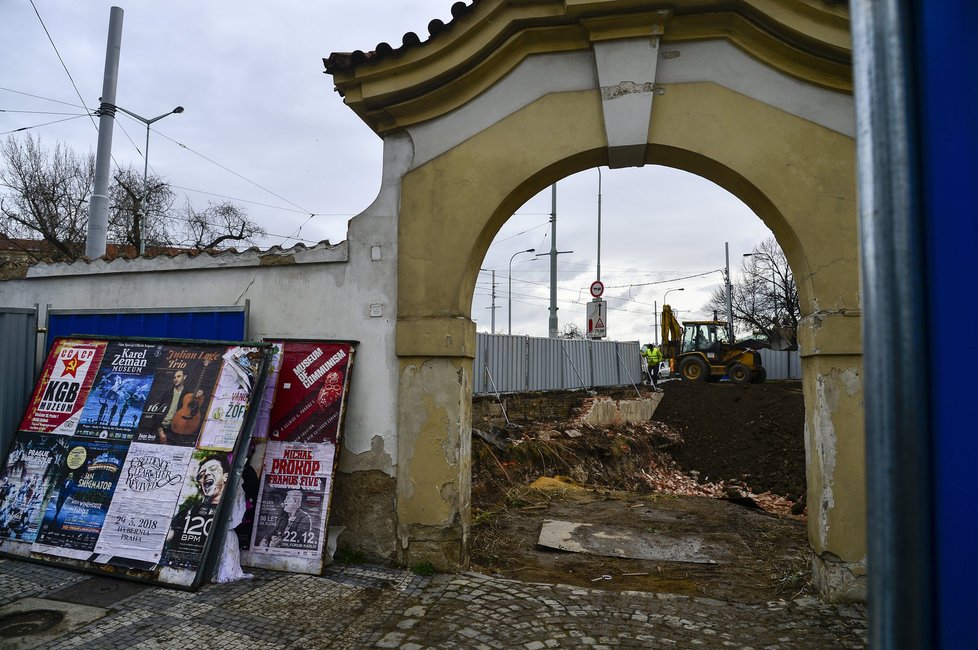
[
  {"left": 240, "top": 340, "right": 355, "bottom": 575},
  {"left": 0, "top": 336, "right": 269, "bottom": 589}
]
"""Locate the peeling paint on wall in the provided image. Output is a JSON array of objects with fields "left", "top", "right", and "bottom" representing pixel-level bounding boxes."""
[{"left": 601, "top": 81, "right": 656, "bottom": 100}]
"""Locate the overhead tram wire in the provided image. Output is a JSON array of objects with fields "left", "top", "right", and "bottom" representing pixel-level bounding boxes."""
[
  {"left": 29, "top": 0, "right": 99, "bottom": 134},
  {"left": 0, "top": 114, "right": 90, "bottom": 136},
  {"left": 0, "top": 109, "right": 89, "bottom": 116},
  {"left": 0, "top": 87, "right": 89, "bottom": 111},
  {"left": 153, "top": 131, "right": 313, "bottom": 215}
]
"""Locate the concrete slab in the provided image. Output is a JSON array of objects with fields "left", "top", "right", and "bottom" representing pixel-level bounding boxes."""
[
  {"left": 0, "top": 597, "right": 107, "bottom": 649},
  {"left": 537, "top": 519, "right": 745, "bottom": 564}
]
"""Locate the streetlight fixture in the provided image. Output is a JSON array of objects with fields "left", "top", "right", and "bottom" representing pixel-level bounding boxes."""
[
  {"left": 663, "top": 287, "right": 685, "bottom": 305},
  {"left": 745, "top": 252, "right": 780, "bottom": 323},
  {"left": 113, "top": 104, "right": 184, "bottom": 254},
  {"left": 656, "top": 288, "right": 684, "bottom": 345},
  {"left": 508, "top": 248, "right": 536, "bottom": 334}
]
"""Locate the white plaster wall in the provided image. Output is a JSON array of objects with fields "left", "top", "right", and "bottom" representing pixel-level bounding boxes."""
[{"left": 0, "top": 211, "right": 400, "bottom": 477}]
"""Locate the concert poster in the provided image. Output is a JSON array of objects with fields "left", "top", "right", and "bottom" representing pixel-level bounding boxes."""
[
  {"left": 160, "top": 449, "right": 232, "bottom": 571},
  {"left": 198, "top": 346, "right": 263, "bottom": 451},
  {"left": 18, "top": 339, "right": 107, "bottom": 435},
  {"left": 0, "top": 433, "right": 71, "bottom": 543},
  {"left": 135, "top": 345, "right": 223, "bottom": 447},
  {"left": 93, "top": 443, "right": 192, "bottom": 565},
  {"left": 75, "top": 341, "right": 162, "bottom": 442},
  {"left": 248, "top": 441, "right": 332, "bottom": 559},
  {"left": 250, "top": 342, "right": 284, "bottom": 441},
  {"left": 268, "top": 342, "right": 355, "bottom": 444},
  {"left": 235, "top": 344, "right": 282, "bottom": 549},
  {"left": 32, "top": 439, "right": 128, "bottom": 556}
]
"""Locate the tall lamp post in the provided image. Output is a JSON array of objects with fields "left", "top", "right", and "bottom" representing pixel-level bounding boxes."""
[
  {"left": 658, "top": 288, "right": 684, "bottom": 345},
  {"left": 508, "top": 248, "right": 535, "bottom": 334},
  {"left": 113, "top": 104, "right": 184, "bottom": 254},
  {"left": 663, "top": 287, "right": 685, "bottom": 305},
  {"left": 596, "top": 167, "right": 602, "bottom": 283}
]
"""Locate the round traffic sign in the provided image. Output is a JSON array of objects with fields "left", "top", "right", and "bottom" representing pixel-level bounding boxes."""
[{"left": 590, "top": 280, "right": 604, "bottom": 298}]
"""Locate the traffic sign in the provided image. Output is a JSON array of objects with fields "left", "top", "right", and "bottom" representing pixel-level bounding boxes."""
[
  {"left": 589, "top": 280, "right": 604, "bottom": 298},
  {"left": 586, "top": 299, "right": 607, "bottom": 339}
]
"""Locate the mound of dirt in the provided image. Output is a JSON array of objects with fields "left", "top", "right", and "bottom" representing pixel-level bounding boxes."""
[
  {"left": 652, "top": 380, "right": 806, "bottom": 499},
  {"left": 469, "top": 380, "right": 810, "bottom": 602}
]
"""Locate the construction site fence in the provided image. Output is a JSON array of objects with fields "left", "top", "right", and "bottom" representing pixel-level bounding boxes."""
[
  {"left": 474, "top": 333, "right": 642, "bottom": 395},
  {"left": 473, "top": 334, "right": 802, "bottom": 395},
  {"left": 0, "top": 307, "right": 38, "bottom": 462}
]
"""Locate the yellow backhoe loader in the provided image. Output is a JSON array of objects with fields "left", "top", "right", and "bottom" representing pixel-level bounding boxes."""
[{"left": 660, "top": 304, "right": 766, "bottom": 384}]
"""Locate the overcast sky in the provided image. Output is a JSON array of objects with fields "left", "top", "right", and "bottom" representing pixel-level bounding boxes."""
[{"left": 2, "top": 1, "right": 775, "bottom": 343}]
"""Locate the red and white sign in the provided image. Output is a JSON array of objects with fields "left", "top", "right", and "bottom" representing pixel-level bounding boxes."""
[
  {"left": 589, "top": 280, "right": 604, "bottom": 298},
  {"left": 586, "top": 300, "right": 607, "bottom": 339}
]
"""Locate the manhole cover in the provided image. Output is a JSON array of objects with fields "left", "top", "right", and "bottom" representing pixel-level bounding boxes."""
[{"left": 0, "top": 610, "right": 65, "bottom": 637}]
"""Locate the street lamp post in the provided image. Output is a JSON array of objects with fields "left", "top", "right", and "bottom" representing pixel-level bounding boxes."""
[
  {"left": 663, "top": 287, "right": 685, "bottom": 305},
  {"left": 596, "top": 167, "right": 602, "bottom": 284},
  {"left": 113, "top": 104, "right": 184, "bottom": 254},
  {"left": 508, "top": 248, "right": 535, "bottom": 334},
  {"left": 658, "top": 288, "right": 684, "bottom": 345}
]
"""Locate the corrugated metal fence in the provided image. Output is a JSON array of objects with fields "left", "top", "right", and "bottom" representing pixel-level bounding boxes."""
[
  {"left": 758, "top": 347, "right": 801, "bottom": 380},
  {"left": 474, "top": 333, "right": 642, "bottom": 395},
  {"left": 0, "top": 307, "right": 37, "bottom": 460},
  {"left": 474, "top": 334, "right": 801, "bottom": 394}
]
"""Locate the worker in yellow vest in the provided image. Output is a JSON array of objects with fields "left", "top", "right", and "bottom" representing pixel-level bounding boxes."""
[{"left": 642, "top": 344, "right": 664, "bottom": 390}]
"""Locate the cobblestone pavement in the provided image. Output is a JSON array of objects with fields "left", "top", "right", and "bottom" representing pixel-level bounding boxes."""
[{"left": 0, "top": 558, "right": 867, "bottom": 649}]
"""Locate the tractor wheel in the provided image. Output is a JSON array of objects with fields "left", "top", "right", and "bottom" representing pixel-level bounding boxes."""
[
  {"left": 679, "top": 357, "right": 709, "bottom": 382},
  {"left": 728, "top": 363, "right": 751, "bottom": 385},
  {"left": 750, "top": 367, "right": 767, "bottom": 384}
]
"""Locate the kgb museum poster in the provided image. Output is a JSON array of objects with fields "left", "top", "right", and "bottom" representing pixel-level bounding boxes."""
[{"left": 0, "top": 336, "right": 356, "bottom": 588}]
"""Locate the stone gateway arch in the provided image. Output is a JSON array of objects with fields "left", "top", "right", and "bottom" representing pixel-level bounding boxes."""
[{"left": 325, "top": 0, "right": 863, "bottom": 600}]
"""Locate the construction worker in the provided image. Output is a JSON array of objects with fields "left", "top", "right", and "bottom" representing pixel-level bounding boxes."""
[
  {"left": 641, "top": 344, "right": 662, "bottom": 388},
  {"left": 648, "top": 344, "right": 664, "bottom": 390},
  {"left": 640, "top": 344, "right": 652, "bottom": 382}
]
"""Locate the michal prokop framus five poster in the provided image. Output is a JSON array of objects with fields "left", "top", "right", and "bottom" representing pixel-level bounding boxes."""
[
  {"left": 242, "top": 340, "right": 355, "bottom": 574},
  {"left": 0, "top": 336, "right": 270, "bottom": 589}
]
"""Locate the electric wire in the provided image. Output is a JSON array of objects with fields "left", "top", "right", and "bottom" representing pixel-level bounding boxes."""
[
  {"left": 0, "top": 87, "right": 89, "bottom": 111},
  {"left": 153, "top": 130, "right": 314, "bottom": 215},
  {"left": 28, "top": 0, "right": 99, "bottom": 133},
  {"left": 0, "top": 114, "right": 89, "bottom": 136},
  {"left": 0, "top": 109, "right": 87, "bottom": 116}
]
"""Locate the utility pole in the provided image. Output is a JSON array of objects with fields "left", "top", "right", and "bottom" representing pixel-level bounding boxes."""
[
  {"left": 538, "top": 183, "right": 573, "bottom": 337},
  {"left": 725, "top": 242, "right": 735, "bottom": 342},
  {"left": 549, "top": 184, "right": 558, "bottom": 337},
  {"left": 85, "top": 6, "right": 124, "bottom": 259},
  {"left": 596, "top": 167, "right": 602, "bottom": 284},
  {"left": 654, "top": 300, "right": 658, "bottom": 345},
  {"left": 490, "top": 270, "right": 497, "bottom": 333}
]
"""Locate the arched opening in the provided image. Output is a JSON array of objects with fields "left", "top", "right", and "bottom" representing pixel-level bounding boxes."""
[{"left": 467, "top": 162, "right": 811, "bottom": 600}]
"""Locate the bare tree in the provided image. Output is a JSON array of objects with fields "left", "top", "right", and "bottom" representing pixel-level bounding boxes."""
[
  {"left": 109, "top": 167, "right": 176, "bottom": 252},
  {"left": 1, "top": 136, "right": 267, "bottom": 259},
  {"left": 179, "top": 200, "right": 266, "bottom": 250},
  {"left": 560, "top": 322, "right": 586, "bottom": 339},
  {"left": 0, "top": 135, "right": 91, "bottom": 261},
  {"left": 706, "top": 237, "right": 800, "bottom": 347}
]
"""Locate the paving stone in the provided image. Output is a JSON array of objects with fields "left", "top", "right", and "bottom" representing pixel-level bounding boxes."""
[{"left": 0, "top": 559, "right": 868, "bottom": 649}]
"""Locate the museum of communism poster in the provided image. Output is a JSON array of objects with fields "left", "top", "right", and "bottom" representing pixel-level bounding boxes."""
[
  {"left": 0, "top": 337, "right": 270, "bottom": 588},
  {"left": 0, "top": 336, "right": 356, "bottom": 587},
  {"left": 240, "top": 340, "right": 356, "bottom": 575}
]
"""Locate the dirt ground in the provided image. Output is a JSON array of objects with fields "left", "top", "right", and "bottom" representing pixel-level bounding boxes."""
[{"left": 470, "top": 380, "right": 810, "bottom": 604}]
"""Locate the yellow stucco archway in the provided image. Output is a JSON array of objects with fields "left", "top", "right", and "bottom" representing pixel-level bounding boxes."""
[{"left": 327, "top": 0, "right": 863, "bottom": 600}]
